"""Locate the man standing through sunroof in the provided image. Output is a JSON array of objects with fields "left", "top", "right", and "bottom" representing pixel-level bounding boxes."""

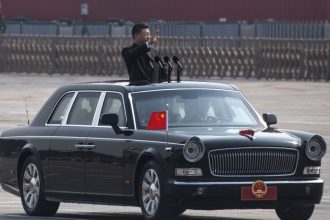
[{"left": 122, "top": 23, "right": 167, "bottom": 83}]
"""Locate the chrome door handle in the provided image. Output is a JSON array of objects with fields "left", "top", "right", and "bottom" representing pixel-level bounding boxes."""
[
  {"left": 75, "top": 144, "right": 85, "bottom": 150},
  {"left": 75, "top": 144, "right": 96, "bottom": 150},
  {"left": 85, "top": 144, "right": 96, "bottom": 150}
]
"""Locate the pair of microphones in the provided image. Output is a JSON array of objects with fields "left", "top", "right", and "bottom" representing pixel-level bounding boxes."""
[{"left": 152, "top": 56, "right": 183, "bottom": 83}]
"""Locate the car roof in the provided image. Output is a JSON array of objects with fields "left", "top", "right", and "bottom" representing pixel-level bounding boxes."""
[{"left": 71, "top": 80, "right": 240, "bottom": 93}]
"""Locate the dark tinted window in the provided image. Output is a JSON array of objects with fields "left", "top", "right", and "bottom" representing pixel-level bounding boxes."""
[
  {"left": 132, "top": 90, "right": 263, "bottom": 129},
  {"left": 67, "top": 92, "right": 101, "bottom": 125},
  {"left": 99, "top": 93, "right": 126, "bottom": 127},
  {"left": 48, "top": 92, "right": 74, "bottom": 125}
]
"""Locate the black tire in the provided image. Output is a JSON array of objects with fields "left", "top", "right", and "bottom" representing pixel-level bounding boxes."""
[
  {"left": 275, "top": 205, "right": 315, "bottom": 220},
  {"left": 19, "top": 156, "right": 60, "bottom": 216},
  {"left": 139, "top": 161, "right": 177, "bottom": 220}
]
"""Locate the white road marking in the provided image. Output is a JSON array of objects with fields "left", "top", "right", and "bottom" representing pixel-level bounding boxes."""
[
  {"left": 0, "top": 202, "right": 20, "bottom": 204},
  {"left": 281, "top": 120, "right": 330, "bottom": 125}
]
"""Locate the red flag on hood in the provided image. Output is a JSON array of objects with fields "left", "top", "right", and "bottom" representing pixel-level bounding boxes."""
[{"left": 147, "top": 111, "right": 167, "bottom": 130}]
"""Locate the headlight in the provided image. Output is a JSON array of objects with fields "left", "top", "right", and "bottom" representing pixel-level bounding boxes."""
[
  {"left": 305, "top": 135, "right": 326, "bottom": 161},
  {"left": 183, "top": 137, "right": 205, "bottom": 162}
]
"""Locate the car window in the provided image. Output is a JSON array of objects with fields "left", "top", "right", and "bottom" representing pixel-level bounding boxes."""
[
  {"left": 132, "top": 90, "right": 263, "bottom": 129},
  {"left": 67, "top": 92, "right": 101, "bottom": 125},
  {"left": 48, "top": 92, "right": 74, "bottom": 125},
  {"left": 99, "top": 93, "right": 126, "bottom": 127},
  {"left": 225, "top": 97, "right": 256, "bottom": 124}
]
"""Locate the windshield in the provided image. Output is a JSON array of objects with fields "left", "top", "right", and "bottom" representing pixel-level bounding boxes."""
[{"left": 132, "top": 89, "right": 265, "bottom": 130}]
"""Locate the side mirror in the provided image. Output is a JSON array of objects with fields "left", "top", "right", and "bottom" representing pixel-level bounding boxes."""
[
  {"left": 262, "top": 113, "right": 277, "bottom": 128},
  {"left": 100, "top": 113, "right": 118, "bottom": 126},
  {"left": 100, "top": 114, "right": 122, "bottom": 134}
]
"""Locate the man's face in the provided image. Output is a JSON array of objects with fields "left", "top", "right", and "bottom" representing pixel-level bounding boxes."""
[{"left": 134, "top": 28, "right": 151, "bottom": 45}]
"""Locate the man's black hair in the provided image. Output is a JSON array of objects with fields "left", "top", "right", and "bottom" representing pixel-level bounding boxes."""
[{"left": 132, "top": 23, "right": 149, "bottom": 38}]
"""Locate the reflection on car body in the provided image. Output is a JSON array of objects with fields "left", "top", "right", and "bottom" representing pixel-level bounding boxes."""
[{"left": 0, "top": 80, "right": 326, "bottom": 220}]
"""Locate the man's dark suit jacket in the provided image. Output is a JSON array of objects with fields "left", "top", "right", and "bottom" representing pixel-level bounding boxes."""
[{"left": 122, "top": 43, "right": 167, "bottom": 83}]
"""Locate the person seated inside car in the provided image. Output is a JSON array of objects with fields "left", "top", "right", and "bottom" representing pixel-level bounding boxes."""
[{"left": 183, "top": 100, "right": 211, "bottom": 123}]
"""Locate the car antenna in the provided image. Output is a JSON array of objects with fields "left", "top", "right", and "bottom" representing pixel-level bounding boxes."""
[{"left": 24, "top": 97, "right": 30, "bottom": 125}]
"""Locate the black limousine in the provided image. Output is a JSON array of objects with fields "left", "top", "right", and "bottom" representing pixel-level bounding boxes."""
[{"left": 0, "top": 81, "right": 326, "bottom": 220}]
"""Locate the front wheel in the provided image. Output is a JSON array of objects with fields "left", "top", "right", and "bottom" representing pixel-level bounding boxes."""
[
  {"left": 19, "top": 156, "right": 60, "bottom": 216},
  {"left": 139, "top": 161, "right": 177, "bottom": 220},
  {"left": 275, "top": 205, "right": 315, "bottom": 220}
]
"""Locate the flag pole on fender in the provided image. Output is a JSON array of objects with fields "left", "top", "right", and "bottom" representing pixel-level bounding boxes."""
[
  {"left": 166, "top": 104, "right": 169, "bottom": 132},
  {"left": 166, "top": 105, "right": 169, "bottom": 147}
]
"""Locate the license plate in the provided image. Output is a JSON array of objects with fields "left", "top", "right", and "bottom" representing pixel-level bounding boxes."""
[{"left": 241, "top": 180, "right": 277, "bottom": 201}]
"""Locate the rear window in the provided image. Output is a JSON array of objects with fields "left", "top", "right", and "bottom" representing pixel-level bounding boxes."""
[
  {"left": 67, "top": 92, "right": 101, "bottom": 125},
  {"left": 99, "top": 93, "right": 126, "bottom": 127},
  {"left": 48, "top": 92, "right": 74, "bottom": 125}
]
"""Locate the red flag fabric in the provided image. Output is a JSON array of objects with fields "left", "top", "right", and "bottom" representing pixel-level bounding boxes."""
[{"left": 147, "top": 111, "right": 167, "bottom": 130}]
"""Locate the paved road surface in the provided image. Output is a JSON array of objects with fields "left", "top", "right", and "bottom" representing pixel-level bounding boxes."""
[{"left": 0, "top": 73, "right": 329, "bottom": 220}]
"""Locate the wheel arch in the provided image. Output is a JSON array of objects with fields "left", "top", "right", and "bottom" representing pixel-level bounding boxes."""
[
  {"left": 17, "top": 144, "right": 43, "bottom": 185},
  {"left": 133, "top": 147, "right": 168, "bottom": 201}
]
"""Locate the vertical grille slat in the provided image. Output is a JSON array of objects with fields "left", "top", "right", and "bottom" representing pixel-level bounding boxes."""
[{"left": 209, "top": 147, "right": 298, "bottom": 177}]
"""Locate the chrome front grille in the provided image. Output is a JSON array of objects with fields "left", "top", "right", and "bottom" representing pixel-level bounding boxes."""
[{"left": 209, "top": 147, "right": 298, "bottom": 177}]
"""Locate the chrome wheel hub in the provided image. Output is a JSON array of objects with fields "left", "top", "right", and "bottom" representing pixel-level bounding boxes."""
[
  {"left": 142, "top": 169, "right": 160, "bottom": 216},
  {"left": 23, "top": 163, "right": 40, "bottom": 209}
]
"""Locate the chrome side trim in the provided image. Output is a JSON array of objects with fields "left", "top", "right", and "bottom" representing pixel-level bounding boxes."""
[
  {"left": 3, "top": 135, "right": 184, "bottom": 146},
  {"left": 128, "top": 93, "right": 137, "bottom": 130},
  {"left": 171, "top": 179, "right": 324, "bottom": 186},
  {"left": 130, "top": 88, "right": 239, "bottom": 94},
  {"left": 92, "top": 92, "right": 106, "bottom": 126},
  {"left": 46, "top": 190, "right": 134, "bottom": 197}
]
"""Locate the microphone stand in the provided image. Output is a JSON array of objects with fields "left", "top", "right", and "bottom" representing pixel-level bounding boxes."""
[
  {"left": 176, "top": 65, "right": 183, "bottom": 83},
  {"left": 164, "top": 56, "right": 172, "bottom": 83},
  {"left": 154, "top": 56, "right": 165, "bottom": 83},
  {"left": 168, "top": 65, "right": 173, "bottom": 83},
  {"left": 172, "top": 56, "right": 183, "bottom": 83}
]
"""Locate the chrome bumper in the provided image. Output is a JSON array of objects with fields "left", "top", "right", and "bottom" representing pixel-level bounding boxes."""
[{"left": 172, "top": 179, "right": 324, "bottom": 186}]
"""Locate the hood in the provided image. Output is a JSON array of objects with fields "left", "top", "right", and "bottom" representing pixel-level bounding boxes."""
[{"left": 170, "top": 127, "right": 300, "bottom": 149}]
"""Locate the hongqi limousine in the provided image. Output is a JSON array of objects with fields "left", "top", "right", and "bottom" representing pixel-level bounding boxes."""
[{"left": 0, "top": 80, "right": 326, "bottom": 220}]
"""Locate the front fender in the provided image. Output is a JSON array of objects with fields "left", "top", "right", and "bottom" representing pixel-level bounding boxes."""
[
  {"left": 280, "top": 129, "right": 326, "bottom": 147},
  {"left": 0, "top": 138, "right": 27, "bottom": 193},
  {"left": 16, "top": 143, "right": 44, "bottom": 189},
  {"left": 133, "top": 147, "right": 169, "bottom": 197},
  {"left": 135, "top": 147, "right": 169, "bottom": 176}
]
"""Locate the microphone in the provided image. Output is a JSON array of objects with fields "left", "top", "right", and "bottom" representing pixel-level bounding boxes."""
[
  {"left": 149, "top": 60, "right": 154, "bottom": 70},
  {"left": 164, "top": 56, "right": 172, "bottom": 83},
  {"left": 172, "top": 56, "right": 183, "bottom": 82},
  {"left": 164, "top": 56, "right": 172, "bottom": 68},
  {"left": 172, "top": 56, "right": 183, "bottom": 70},
  {"left": 154, "top": 56, "right": 164, "bottom": 69},
  {"left": 146, "top": 56, "right": 154, "bottom": 70}
]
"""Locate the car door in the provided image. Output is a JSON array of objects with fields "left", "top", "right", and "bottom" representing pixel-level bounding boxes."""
[
  {"left": 85, "top": 92, "right": 127, "bottom": 195},
  {"left": 48, "top": 91, "right": 101, "bottom": 194}
]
